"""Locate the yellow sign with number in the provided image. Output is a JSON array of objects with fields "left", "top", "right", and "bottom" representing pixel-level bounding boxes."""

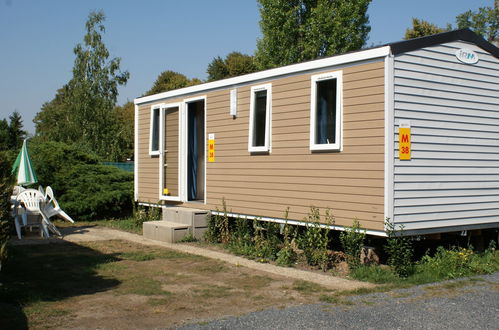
[
  {"left": 208, "top": 139, "right": 215, "bottom": 162},
  {"left": 399, "top": 125, "right": 411, "bottom": 160}
]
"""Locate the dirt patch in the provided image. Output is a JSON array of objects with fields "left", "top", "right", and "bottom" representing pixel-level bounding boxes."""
[{"left": 2, "top": 239, "right": 346, "bottom": 329}]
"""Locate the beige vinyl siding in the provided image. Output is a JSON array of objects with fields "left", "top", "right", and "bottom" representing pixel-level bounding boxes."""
[{"left": 137, "top": 60, "right": 385, "bottom": 230}]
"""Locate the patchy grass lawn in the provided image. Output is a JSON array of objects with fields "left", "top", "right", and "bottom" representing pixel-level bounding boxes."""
[{"left": 0, "top": 239, "right": 338, "bottom": 329}]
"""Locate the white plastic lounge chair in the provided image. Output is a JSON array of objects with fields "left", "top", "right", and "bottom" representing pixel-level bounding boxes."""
[
  {"left": 38, "top": 185, "right": 45, "bottom": 196},
  {"left": 44, "top": 186, "right": 74, "bottom": 223},
  {"left": 14, "top": 189, "right": 61, "bottom": 239}
]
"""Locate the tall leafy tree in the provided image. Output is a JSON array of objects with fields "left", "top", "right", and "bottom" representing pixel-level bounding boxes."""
[
  {"left": 404, "top": 18, "right": 451, "bottom": 40},
  {"left": 34, "top": 11, "right": 129, "bottom": 161},
  {"left": 144, "top": 70, "right": 201, "bottom": 96},
  {"left": 456, "top": 5, "right": 498, "bottom": 44},
  {"left": 0, "top": 119, "right": 9, "bottom": 151},
  {"left": 0, "top": 111, "right": 26, "bottom": 151},
  {"left": 207, "top": 52, "right": 257, "bottom": 81},
  {"left": 68, "top": 10, "right": 129, "bottom": 159},
  {"left": 255, "top": 0, "right": 372, "bottom": 69},
  {"left": 8, "top": 111, "right": 27, "bottom": 151},
  {"left": 405, "top": 4, "right": 498, "bottom": 42}
]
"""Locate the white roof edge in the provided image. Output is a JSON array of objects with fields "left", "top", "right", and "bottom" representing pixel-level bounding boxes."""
[{"left": 134, "top": 46, "right": 391, "bottom": 105}]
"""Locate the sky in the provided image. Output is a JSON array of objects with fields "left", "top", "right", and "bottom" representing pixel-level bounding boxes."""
[{"left": 0, "top": 0, "right": 494, "bottom": 134}]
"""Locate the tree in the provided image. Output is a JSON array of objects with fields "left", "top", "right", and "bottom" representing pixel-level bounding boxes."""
[
  {"left": 405, "top": 4, "right": 498, "bottom": 42},
  {"left": 255, "top": 0, "right": 372, "bottom": 70},
  {"left": 0, "top": 111, "right": 27, "bottom": 151},
  {"left": 404, "top": 18, "right": 451, "bottom": 40},
  {"left": 456, "top": 5, "right": 498, "bottom": 44},
  {"left": 0, "top": 119, "right": 9, "bottom": 151},
  {"left": 8, "top": 111, "right": 27, "bottom": 151},
  {"left": 144, "top": 70, "right": 201, "bottom": 96},
  {"left": 34, "top": 10, "right": 129, "bottom": 161},
  {"left": 34, "top": 86, "right": 74, "bottom": 143},
  {"left": 207, "top": 52, "right": 257, "bottom": 81}
]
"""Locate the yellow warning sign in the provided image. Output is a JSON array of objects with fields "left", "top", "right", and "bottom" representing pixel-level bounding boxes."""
[
  {"left": 208, "top": 134, "right": 215, "bottom": 162},
  {"left": 399, "top": 122, "right": 411, "bottom": 160}
]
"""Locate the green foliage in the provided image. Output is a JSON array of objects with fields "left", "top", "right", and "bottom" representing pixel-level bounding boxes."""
[
  {"left": 29, "top": 141, "right": 133, "bottom": 221},
  {"left": 339, "top": 219, "right": 366, "bottom": 270},
  {"left": 255, "top": 0, "right": 371, "bottom": 69},
  {"left": 29, "top": 140, "right": 99, "bottom": 187},
  {"left": 178, "top": 232, "right": 198, "bottom": 243},
  {"left": 228, "top": 215, "right": 255, "bottom": 256},
  {"left": 415, "top": 243, "right": 499, "bottom": 281},
  {"left": 252, "top": 220, "right": 281, "bottom": 261},
  {"left": 144, "top": 70, "right": 202, "bottom": 96},
  {"left": 34, "top": 11, "right": 130, "bottom": 161},
  {"left": 207, "top": 52, "right": 258, "bottom": 81},
  {"left": 55, "top": 164, "right": 133, "bottom": 221},
  {"left": 297, "top": 207, "right": 333, "bottom": 271},
  {"left": 456, "top": 6, "right": 498, "bottom": 43},
  {"left": 404, "top": 18, "right": 451, "bottom": 40},
  {"left": 132, "top": 204, "right": 161, "bottom": 229},
  {"left": 0, "top": 151, "right": 14, "bottom": 271},
  {"left": 276, "top": 209, "right": 298, "bottom": 266},
  {"left": 204, "top": 198, "right": 230, "bottom": 244},
  {"left": 384, "top": 219, "right": 414, "bottom": 277},
  {"left": 405, "top": 6, "right": 498, "bottom": 43},
  {"left": 0, "top": 111, "right": 27, "bottom": 152}
]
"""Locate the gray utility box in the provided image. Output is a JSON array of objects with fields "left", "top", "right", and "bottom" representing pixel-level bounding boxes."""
[{"left": 143, "top": 207, "right": 210, "bottom": 243}]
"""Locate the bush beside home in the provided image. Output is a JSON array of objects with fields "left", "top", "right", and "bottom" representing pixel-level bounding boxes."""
[{"left": 29, "top": 140, "right": 133, "bottom": 221}]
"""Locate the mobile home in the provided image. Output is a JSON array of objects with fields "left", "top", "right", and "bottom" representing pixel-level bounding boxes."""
[{"left": 134, "top": 29, "right": 499, "bottom": 237}]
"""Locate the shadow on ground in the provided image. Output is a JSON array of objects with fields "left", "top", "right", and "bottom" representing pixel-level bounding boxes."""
[{"left": 0, "top": 239, "right": 121, "bottom": 329}]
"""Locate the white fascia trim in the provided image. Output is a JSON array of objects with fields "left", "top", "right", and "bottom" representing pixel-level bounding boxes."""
[
  {"left": 248, "top": 83, "right": 272, "bottom": 153},
  {"left": 309, "top": 70, "right": 343, "bottom": 151},
  {"left": 134, "top": 104, "right": 139, "bottom": 201},
  {"left": 134, "top": 46, "right": 391, "bottom": 105},
  {"left": 384, "top": 52, "right": 395, "bottom": 231},
  {"left": 211, "top": 211, "right": 388, "bottom": 237}
]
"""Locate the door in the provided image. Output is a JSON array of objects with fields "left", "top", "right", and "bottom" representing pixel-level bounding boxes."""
[
  {"left": 185, "top": 98, "right": 206, "bottom": 202},
  {"left": 159, "top": 103, "right": 181, "bottom": 201}
]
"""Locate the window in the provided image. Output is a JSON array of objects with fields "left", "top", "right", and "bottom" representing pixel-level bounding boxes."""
[
  {"left": 149, "top": 105, "right": 160, "bottom": 155},
  {"left": 310, "top": 71, "right": 342, "bottom": 151},
  {"left": 248, "top": 84, "right": 271, "bottom": 152}
]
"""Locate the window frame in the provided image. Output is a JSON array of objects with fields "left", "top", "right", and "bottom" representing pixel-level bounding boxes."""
[
  {"left": 248, "top": 83, "right": 272, "bottom": 153},
  {"left": 149, "top": 105, "right": 161, "bottom": 156},
  {"left": 310, "top": 70, "right": 343, "bottom": 151}
]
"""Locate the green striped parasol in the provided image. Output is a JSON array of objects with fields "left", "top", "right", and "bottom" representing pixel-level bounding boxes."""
[{"left": 11, "top": 139, "right": 38, "bottom": 186}]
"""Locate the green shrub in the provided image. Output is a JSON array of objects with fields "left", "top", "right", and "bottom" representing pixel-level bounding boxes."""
[
  {"left": 415, "top": 243, "right": 499, "bottom": 281},
  {"left": 252, "top": 220, "right": 281, "bottom": 261},
  {"left": 297, "top": 207, "right": 333, "bottom": 271},
  {"left": 276, "top": 212, "right": 297, "bottom": 267},
  {"left": 28, "top": 141, "right": 133, "bottom": 221},
  {"left": 339, "top": 219, "right": 366, "bottom": 270},
  {"left": 384, "top": 219, "right": 414, "bottom": 277},
  {"left": 133, "top": 204, "right": 161, "bottom": 228},
  {"left": 228, "top": 215, "right": 255, "bottom": 256},
  {"left": 55, "top": 164, "right": 133, "bottom": 220},
  {"left": 0, "top": 151, "right": 14, "bottom": 271},
  {"left": 204, "top": 198, "right": 230, "bottom": 244}
]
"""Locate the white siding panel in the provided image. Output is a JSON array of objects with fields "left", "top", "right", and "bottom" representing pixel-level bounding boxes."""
[{"left": 393, "top": 41, "right": 499, "bottom": 231}]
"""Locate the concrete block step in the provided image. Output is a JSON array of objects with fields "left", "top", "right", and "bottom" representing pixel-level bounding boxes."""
[
  {"left": 163, "top": 207, "right": 209, "bottom": 227},
  {"left": 143, "top": 221, "right": 189, "bottom": 243}
]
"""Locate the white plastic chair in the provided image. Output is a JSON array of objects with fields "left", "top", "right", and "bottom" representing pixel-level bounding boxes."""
[
  {"left": 44, "top": 186, "right": 74, "bottom": 223},
  {"left": 14, "top": 189, "right": 61, "bottom": 239}
]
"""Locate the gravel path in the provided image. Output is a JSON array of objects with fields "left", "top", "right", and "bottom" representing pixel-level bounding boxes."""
[
  {"left": 179, "top": 272, "right": 499, "bottom": 330},
  {"left": 11, "top": 225, "right": 373, "bottom": 291}
]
